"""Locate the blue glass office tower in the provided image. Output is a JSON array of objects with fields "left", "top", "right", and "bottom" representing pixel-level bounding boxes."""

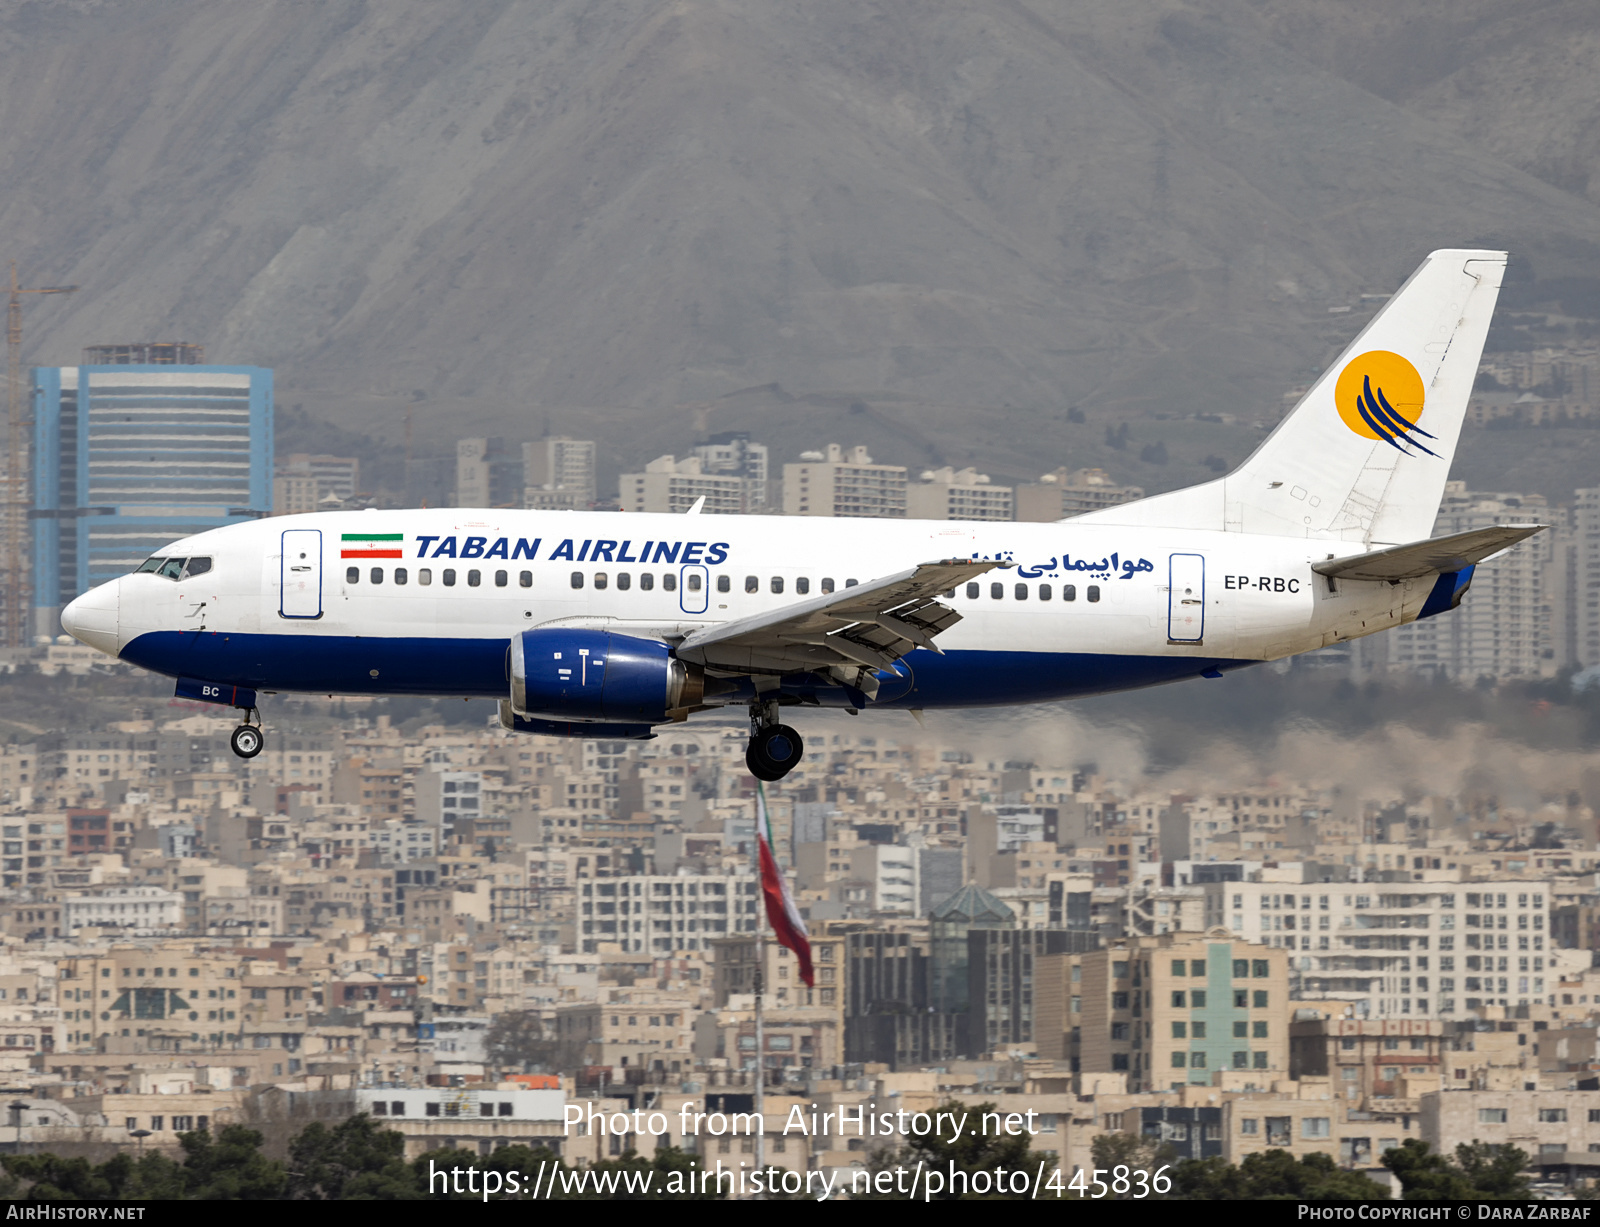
[{"left": 31, "top": 360, "right": 272, "bottom": 639}]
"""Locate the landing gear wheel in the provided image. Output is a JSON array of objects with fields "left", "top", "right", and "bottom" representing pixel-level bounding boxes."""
[
  {"left": 230, "top": 724, "right": 264, "bottom": 759},
  {"left": 746, "top": 724, "right": 803, "bottom": 782}
]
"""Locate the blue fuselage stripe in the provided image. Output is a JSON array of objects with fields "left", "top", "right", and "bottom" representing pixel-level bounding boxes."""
[{"left": 120, "top": 631, "right": 1252, "bottom": 708}]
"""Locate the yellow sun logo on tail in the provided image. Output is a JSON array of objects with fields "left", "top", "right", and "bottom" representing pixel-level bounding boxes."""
[{"left": 1333, "top": 350, "right": 1435, "bottom": 456}]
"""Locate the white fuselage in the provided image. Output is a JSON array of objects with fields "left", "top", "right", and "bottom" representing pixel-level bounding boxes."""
[{"left": 61, "top": 508, "right": 1435, "bottom": 714}]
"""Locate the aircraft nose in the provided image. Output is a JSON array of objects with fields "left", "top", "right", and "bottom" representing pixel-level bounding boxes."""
[{"left": 61, "top": 579, "right": 120, "bottom": 657}]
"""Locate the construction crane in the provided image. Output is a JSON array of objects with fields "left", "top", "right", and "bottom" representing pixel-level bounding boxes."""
[{"left": 3, "top": 262, "right": 77, "bottom": 649}]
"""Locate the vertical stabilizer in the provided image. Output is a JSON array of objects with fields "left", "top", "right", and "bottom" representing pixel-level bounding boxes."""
[{"left": 1076, "top": 249, "right": 1506, "bottom": 545}]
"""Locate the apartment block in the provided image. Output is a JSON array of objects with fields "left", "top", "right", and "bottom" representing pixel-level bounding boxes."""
[
  {"left": 620, "top": 455, "right": 747, "bottom": 515},
  {"left": 1203, "top": 879, "right": 1553, "bottom": 1019},
  {"left": 1015, "top": 468, "right": 1144, "bottom": 521},
  {"left": 524, "top": 437, "right": 596, "bottom": 508},
  {"left": 782, "top": 445, "right": 906, "bottom": 518},
  {"left": 1046, "top": 935, "right": 1291, "bottom": 1091},
  {"left": 906, "top": 467, "right": 1014, "bottom": 521}
]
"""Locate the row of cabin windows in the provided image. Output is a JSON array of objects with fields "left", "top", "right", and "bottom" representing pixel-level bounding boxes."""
[
  {"left": 965, "top": 581, "right": 1100, "bottom": 602},
  {"left": 346, "top": 567, "right": 531, "bottom": 588},
  {"left": 344, "top": 569, "right": 1100, "bottom": 603},
  {"left": 573, "top": 574, "right": 862, "bottom": 592}
]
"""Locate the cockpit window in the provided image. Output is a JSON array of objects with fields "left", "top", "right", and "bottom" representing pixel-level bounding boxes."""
[{"left": 134, "top": 556, "right": 211, "bottom": 580}]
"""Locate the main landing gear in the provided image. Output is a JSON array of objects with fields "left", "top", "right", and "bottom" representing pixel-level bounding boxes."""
[
  {"left": 230, "top": 710, "right": 264, "bottom": 760},
  {"left": 746, "top": 699, "right": 803, "bottom": 782}
]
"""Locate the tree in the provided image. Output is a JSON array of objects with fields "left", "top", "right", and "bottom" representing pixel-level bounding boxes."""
[
  {"left": 859, "top": 1100, "right": 1044, "bottom": 1200},
  {"left": 486, "top": 1010, "right": 562, "bottom": 1070},
  {"left": 1087, "top": 1132, "right": 1178, "bottom": 1199},
  {"left": 1382, "top": 1138, "right": 1531, "bottom": 1201},
  {"left": 1172, "top": 1150, "right": 1388, "bottom": 1201},
  {"left": 3, "top": 1127, "right": 282, "bottom": 1201},
  {"left": 289, "top": 1114, "right": 420, "bottom": 1200}
]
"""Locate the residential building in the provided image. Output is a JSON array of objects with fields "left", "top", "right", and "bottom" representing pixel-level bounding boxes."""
[
  {"left": 577, "top": 874, "right": 759, "bottom": 954},
  {"left": 1015, "top": 468, "right": 1144, "bottom": 521},
  {"left": 524, "top": 437, "right": 595, "bottom": 508},
  {"left": 1576, "top": 487, "right": 1600, "bottom": 669},
  {"left": 620, "top": 455, "right": 747, "bottom": 515},
  {"left": 693, "top": 432, "right": 770, "bottom": 511},
  {"left": 1388, "top": 485, "right": 1560, "bottom": 680},
  {"left": 906, "top": 467, "right": 1014, "bottom": 522},
  {"left": 782, "top": 445, "right": 906, "bottom": 518},
  {"left": 1044, "top": 934, "right": 1291, "bottom": 1091},
  {"left": 1203, "top": 877, "right": 1554, "bottom": 1019},
  {"left": 455, "top": 437, "right": 522, "bottom": 507}
]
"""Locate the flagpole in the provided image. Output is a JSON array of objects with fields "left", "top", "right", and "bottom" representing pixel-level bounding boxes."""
[{"left": 753, "top": 786, "right": 766, "bottom": 1186}]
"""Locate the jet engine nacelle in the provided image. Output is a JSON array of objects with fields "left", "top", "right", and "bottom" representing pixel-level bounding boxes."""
[{"left": 510, "top": 628, "right": 703, "bottom": 725}]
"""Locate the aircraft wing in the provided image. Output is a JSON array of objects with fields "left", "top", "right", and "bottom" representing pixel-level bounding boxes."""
[
  {"left": 1311, "top": 524, "right": 1546, "bottom": 583},
  {"left": 674, "top": 557, "right": 1006, "bottom": 676}
]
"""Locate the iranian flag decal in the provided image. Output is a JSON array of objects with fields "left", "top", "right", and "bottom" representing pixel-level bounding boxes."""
[{"left": 341, "top": 532, "right": 403, "bottom": 559}]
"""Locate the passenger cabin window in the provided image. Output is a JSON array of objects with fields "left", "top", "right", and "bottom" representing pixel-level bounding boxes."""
[
  {"left": 443, "top": 569, "right": 457, "bottom": 587},
  {"left": 796, "top": 577, "right": 810, "bottom": 595},
  {"left": 821, "top": 578, "right": 835, "bottom": 594},
  {"left": 966, "top": 583, "right": 979, "bottom": 599},
  {"left": 467, "top": 570, "right": 481, "bottom": 587},
  {"left": 395, "top": 568, "right": 408, "bottom": 585},
  {"left": 571, "top": 572, "right": 585, "bottom": 589},
  {"left": 771, "top": 576, "right": 784, "bottom": 594},
  {"left": 687, "top": 573, "right": 702, "bottom": 591},
  {"left": 663, "top": 574, "right": 677, "bottom": 592},
  {"left": 1064, "top": 584, "right": 1076, "bottom": 601},
  {"left": 716, "top": 575, "right": 730, "bottom": 593},
  {"left": 370, "top": 567, "right": 383, "bottom": 584},
  {"left": 1087, "top": 584, "right": 1101, "bottom": 602},
  {"left": 1039, "top": 584, "right": 1052, "bottom": 600},
  {"left": 347, "top": 567, "right": 360, "bottom": 584},
  {"left": 640, "top": 573, "right": 654, "bottom": 591},
  {"left": 418, "top": 569, "right": 433, "bottom": 586},
  {"left": 519, "top": 571, "right": 532, "bottom": 587},
  {"left": 617, "top": 573, "right": 631, "bottom": 590},
  {"left": 990, "top": 582, "right": 1003, "bottom": 599},
  {"left": 593, "top": 573, "right": 608, "bottom": 589},
  {"left": 495, "top": 570, "right": 508, "bottom": 588},
  {"left": 745, "top": 576, "right": 759, "bottom": 593},
  {"left": 1014, "top": 583, "right": 1028, "bottom": 601}
]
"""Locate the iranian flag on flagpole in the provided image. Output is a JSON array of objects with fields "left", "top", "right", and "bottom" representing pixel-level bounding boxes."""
[{"left": 756, "top": 782, "right": 814, "bottom": 987}]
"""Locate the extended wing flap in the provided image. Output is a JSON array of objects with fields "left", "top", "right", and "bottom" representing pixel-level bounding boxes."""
[
  {"left": 676, "top": 557, "right": 1003, "bottom": 675},
  {"left": 1311, "top": 523, "right": 1546, "bottom": 583}
]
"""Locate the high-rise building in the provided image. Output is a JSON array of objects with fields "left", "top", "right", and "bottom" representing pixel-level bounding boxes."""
[
  {"left": 1575, "top": 487, "right": 1600, "bottom": 670},
  {"left": 1387, "top": 484, "right": 1559, "bottom": 681},
  {"left": 454, "top": 437, "right": 522, "bottom": 507},
  {"left": 693, "top": 432, "right": 769, "bottom": 511},
  {"left": 275, "top": 452, "right": 361, "bottom": 509},
  {"left": 523, "top": 437, "right": 595, "bottom": 508},
  {"left": 782, "top": 445, "right": 906, "bottom": 518},
  {"left": 906, "top": 467, "right": 1014, "bottom": 521},
  {"left": 30, "top": 353, "right": 272, "bottom": 640},
  {"left": 620, "top": 455, "right": 747, "bottom": 515}
]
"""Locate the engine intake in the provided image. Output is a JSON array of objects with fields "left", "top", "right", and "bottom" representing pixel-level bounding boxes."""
[{"left": 510, "top": 628, "right": 703, "bottom": 725}]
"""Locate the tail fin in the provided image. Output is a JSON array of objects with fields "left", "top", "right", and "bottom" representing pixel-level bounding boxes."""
[{"left": 1076, "top": 249, "right": 1506, "bottom": 545}]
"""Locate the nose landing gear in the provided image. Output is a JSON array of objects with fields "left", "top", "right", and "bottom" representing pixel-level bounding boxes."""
[
  {"left": 746, "top": 699, "right": 803, "bottom": 782},
  {"left": 229, "top": 710, "right": 265, "bottom": 759}
]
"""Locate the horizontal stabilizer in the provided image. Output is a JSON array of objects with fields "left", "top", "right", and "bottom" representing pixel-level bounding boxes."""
[{"left": 1311, "top": 524, "right": 1545, "bottom": 583}]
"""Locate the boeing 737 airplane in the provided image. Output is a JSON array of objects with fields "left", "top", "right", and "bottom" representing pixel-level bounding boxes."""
[{"left": 61, "top": 249, "right": 1539, "bottom": 781}]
